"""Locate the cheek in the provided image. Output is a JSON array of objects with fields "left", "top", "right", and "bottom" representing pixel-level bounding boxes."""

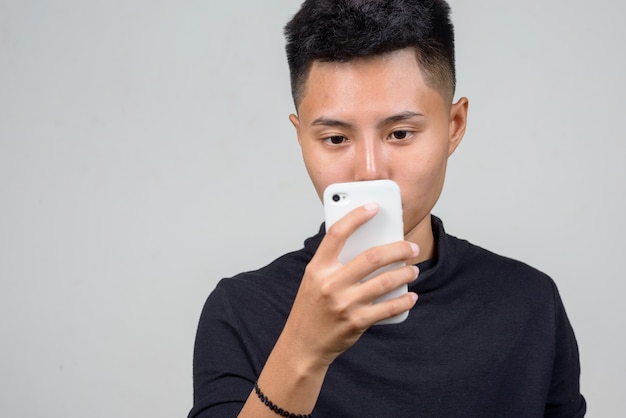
[
  {"left": 395, "top": 144, "right": 447, "bottom": 186},
  {"left": 301, "top": 141, "right": 358, "bottom": 200},
  {"left": 394, "top": 147, "right": 449, "bottom": 213},
  {"left": 301, "top": 148, "right": 342, "bottom": 201}
]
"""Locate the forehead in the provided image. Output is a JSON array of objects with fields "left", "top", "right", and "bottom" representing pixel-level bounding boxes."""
[{"left": 297, "top": 48, "right": 446, "bottom": 119}]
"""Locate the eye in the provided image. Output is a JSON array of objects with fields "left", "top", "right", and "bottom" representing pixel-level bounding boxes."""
[
  {"left": 390, "top": 130, "right": 411, "bottom": 140},
  {"left": 324, "top": 136, "right": 347, "bottom": 145}
]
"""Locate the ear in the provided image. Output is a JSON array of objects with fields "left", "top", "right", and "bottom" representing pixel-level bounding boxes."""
[
  {"left": 289, "top": 113, "right": 302, "bottom": 145},
  {"left": 448, "top": 97, "right": 469, "bottom": 156}
]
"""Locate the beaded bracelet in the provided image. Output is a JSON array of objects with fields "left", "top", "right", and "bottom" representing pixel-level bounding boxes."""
[{"left": 254, "top": 382, "right": 313, "bottom": 418}]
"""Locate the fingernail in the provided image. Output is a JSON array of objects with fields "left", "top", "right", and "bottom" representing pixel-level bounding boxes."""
[
  {"left": 364, "top": 202, "right": 379, "bottom": 212},
  {"left": 410, "top": 242, "right": 419, "bottom": 256},
  {"left": 410, "top": 292, "right": 419, "bottom": 303},
  {"left": 412, "top": 266, "right": 420, "bottom": 278}
]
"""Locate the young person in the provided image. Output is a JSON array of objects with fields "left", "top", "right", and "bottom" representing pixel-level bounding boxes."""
[{"left": 189, "top": 1, "right": 586, "bottom": 417}]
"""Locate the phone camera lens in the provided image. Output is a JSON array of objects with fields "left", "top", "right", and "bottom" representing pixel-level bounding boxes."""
[{"left": 332, "top": 194, "right": 341, "bottom": 202}]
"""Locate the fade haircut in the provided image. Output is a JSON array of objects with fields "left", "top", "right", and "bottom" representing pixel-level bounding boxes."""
[{"left": 284, "top": 0, "right": 456, "bottom": 108}]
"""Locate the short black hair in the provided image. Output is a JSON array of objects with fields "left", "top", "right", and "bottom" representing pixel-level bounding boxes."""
[{"left": 284, "top": 0, "right": 456, "bottom": 107}]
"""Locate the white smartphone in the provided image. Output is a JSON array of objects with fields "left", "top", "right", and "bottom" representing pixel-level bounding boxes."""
[{"left": 323, "top": 179, "right": 408, "bottom": 324}]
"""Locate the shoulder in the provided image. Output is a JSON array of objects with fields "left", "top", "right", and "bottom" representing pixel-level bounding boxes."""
[
  {"left": 220, "top": 227, "right": 321, "bottom": 290},
  {"left": 432, "top": 217, "right": 553, "bottom": 289},
  {"left": 206, "top": 226, "right": 324, "bottom": 316},
  {"left": 431, "top": 215, "right": 557, "bottom": 305},
  {"left": 462, "top": 238, "right": 550, "bottom": 281},
  {"left": 448, "top": 233, "right": 560, "bottom": 308}
]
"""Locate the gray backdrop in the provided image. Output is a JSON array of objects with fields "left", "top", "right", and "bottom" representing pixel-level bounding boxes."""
[{"left": 1, "top": 0, "right": 624, "bottom": 416}]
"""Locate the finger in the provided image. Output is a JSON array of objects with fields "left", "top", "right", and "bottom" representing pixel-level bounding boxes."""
[
  {"left": 315, "top": 203, "right": 379, "bottom": 262},
  {"left": 339, "top": 241, "right": 419, "bottom": 286},
  {"left": 355, "top": 265, "right": 419, "bottom": 304},
  {"left": 355, "top": 291, "right": 419, "bottom": 328}
]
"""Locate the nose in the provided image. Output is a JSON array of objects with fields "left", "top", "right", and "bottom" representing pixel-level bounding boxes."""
[{"left": 353, "top": 138, "right": 387, "bottom": 181}]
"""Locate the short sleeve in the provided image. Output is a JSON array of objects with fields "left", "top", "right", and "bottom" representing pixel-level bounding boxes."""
[
  {"left": 544, "top": 281, "right": 586, "bottom": 417},
  {"left": 188, "top": 283, "right": 255, "bottom": 418}
]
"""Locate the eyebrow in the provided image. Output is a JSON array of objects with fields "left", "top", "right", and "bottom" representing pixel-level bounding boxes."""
[
  {"left": 310, "top": 111, "right": 425, "bottom": 129},
  {"left": 310, "top": 117, "right": 353, "bottom": 129},
  {"left": 380, "top": 111, "right": 425, "bottom": 126}
]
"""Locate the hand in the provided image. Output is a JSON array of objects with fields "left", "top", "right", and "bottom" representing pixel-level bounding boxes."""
[{"left": 282, "top": 202, "right": 419, "bottom": 369}]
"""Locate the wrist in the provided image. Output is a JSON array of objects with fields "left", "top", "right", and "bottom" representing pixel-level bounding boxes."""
[
  {"left": 273, "top": 326, "right": 334, "bottom": 376},
  {"left": 251, "top": 335, "right": 330, "bottom": 417},
  {"left": 254, "top": 382, "right": 312, "bottom": 418}
]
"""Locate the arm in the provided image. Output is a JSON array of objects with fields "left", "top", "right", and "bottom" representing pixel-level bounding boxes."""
[{"left": 237, "top": 203, "right": 419, "bottom": 417}]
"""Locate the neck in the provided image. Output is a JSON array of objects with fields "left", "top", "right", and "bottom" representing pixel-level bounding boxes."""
[{"left": 404, "top": 215, "right": 435, "bottom": 265}]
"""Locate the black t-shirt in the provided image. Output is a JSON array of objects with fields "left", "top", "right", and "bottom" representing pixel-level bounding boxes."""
[{"left": 189, "top": 216, "right": 586, "bottom": 417}]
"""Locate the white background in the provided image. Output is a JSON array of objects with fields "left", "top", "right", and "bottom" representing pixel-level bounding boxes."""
[{"left": 1, "top": 1, "right": 624, "bottom": 416}]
